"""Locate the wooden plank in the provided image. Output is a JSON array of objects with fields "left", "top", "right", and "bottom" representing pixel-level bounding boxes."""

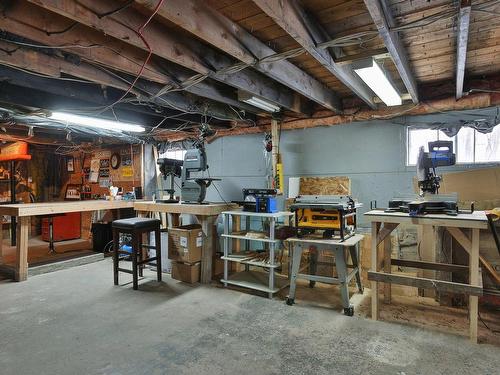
[
  {"left": 368, "top": 271, "right": 483, "bottom": 296},
  {"left": 391, "top": 258, "right": 469, "bottom": 273},
  {"left": 252, "top": 0, "right": 376, "bottom": 108},
  {"left": 23, "top": 0, "right": 308, "bottom": 115},
  {"left": 418, "top": 224, "right": 435, "bottom": 297},
  {"left": 371, "top": 221, "right": 379, "bottom": 320},
  {"left": 383, "top": 236, "right": 392, "bottom": 303},
  {"left": 198, "top": 215, "right": 217, "bottom": 284},
  {"left": 0, "top": 200, "right": 135, "bottom": 217},
  {"left": 469, "top": 228, "right": 480, "bottom": 343},
  {"left": 364, "top": 210, "right": 488, "bottom": 230},
  {"left": 134, "top": 201, "right": 236, "bottom": 216},
  {"left": 376, "top": 222, "right": 398, "bottom": 245},
  {"left": 15, "top": 216, "right": 30, "bottom": 281},
  {"left": 298, "top": 176, "right": 350, "bottom": 195},
  {"left": 335, "top": 48, "right": 390, "bottom": 66},
  {"left": 446, "top": 227, "right": 500, "bottom": 286},
  {"left": 363, "top": 0, "right": 419, "bottom": 103}
]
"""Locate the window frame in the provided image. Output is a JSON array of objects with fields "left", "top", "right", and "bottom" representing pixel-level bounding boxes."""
[{"left": 406, "top": 126, "right": 499, "bottom": 166}]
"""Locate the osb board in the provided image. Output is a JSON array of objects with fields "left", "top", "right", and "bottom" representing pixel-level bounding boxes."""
[
  {"left": 439, "top": 167, "right": 500, "bottom": 208},
  {"left": 299, "top": 176, "right": 351, "bottom": 196}
]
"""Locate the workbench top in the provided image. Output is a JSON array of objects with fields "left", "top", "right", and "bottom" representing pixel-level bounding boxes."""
[
  {"left": 0, "top": 200, "right": 136, "bottom": 217},
  {"left": 364, "top": 209, "right": 488, "bottom": 229},
  {"left": 134, "top": 201, "right": 237, "bottom": 216},
  {"left": 286, "top": 234, "right": 364, "bottom": 247}
]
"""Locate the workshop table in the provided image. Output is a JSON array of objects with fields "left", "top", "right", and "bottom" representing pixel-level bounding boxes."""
[
  {"left": 0, "top": 200, "right": 136, "bottom": 281},
  {"left": 286, "top": 234, "right": 364, "bottom": 316},
  {"left": 364, "top": 210, "right": 488, "bottom": 343},
  {"left": 133, "top": 201, "right": 236, "bottom": 284}
]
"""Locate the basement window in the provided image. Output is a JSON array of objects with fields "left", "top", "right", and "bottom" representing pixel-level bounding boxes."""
[{"left": 407, "top": 126, "right": 500, "bottom": 165}]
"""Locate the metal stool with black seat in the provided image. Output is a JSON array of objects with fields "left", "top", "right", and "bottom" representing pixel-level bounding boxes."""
[{"left": 112, "top": 217, "right": 162, "bottom": 290}]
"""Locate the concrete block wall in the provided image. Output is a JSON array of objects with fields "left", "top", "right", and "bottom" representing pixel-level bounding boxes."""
[{"left": 202, "top": 108, "right": 499, "bottom": 227}]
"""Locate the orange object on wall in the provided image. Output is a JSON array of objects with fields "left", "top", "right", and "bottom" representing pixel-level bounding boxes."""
[
  {"left": 42, "top": 212, "right": 81, "bottom": 242},
  {"left": 0, "top": 141, "right": 31, "bottom": 161}
]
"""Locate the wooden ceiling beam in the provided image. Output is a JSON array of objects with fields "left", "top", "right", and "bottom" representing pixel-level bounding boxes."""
[
  {"left": 162, "top": 90, "right": 499, "bottom": 141},
  {"left": 24, "top": 0, "right": 309, "bottom": 115},
  {"left": 0, "top": 4, "right": 260, "bottom": 115},
  {"left": 0, "top": 43, "right": 249, "bottom": 122},
  {"left": 132, "top": 0, "right": 340, "bottom": 112},
  {"left": 456, "top": 0, "right": 471, "bottom": 99},
  {"left": 363, "top": 0, "right": 419, "bottom": 104},
  {"left": 251, "top": 0, "right": 376, "bottom": 109}
]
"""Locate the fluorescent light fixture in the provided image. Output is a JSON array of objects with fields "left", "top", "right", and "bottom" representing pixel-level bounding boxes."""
[
  {"left": 50, "top": 112, "right": 145, "bottom": 133},
  {"left": 238, "top": 91, "right": 280, "bottom": 113},
  {"left": 353, "top": 58, "right": 402, "bottom": 106}
]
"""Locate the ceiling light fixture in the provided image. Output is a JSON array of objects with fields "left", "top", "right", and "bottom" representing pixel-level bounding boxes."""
[
  {"left": 50, "top": 112, "right": 146, "bottom": 133},
  {"left": 353, "top": 58, "right": 402, "bottom": 107},
  {"left": 238, "top": 91, "right": 280, "bottom": 113}
]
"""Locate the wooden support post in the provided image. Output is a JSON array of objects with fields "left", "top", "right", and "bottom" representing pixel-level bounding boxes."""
[
  {"left": 469, "top": 228, "right": 479, "bottom": 343},
  {"left": 0, "top": 219, "right": 4, "bottom": 264},
  {"left": 383, "top": 236, "right": 392, "bottom": 304},
  {"left": 233, "top": 215, "right": 241, "bottom": 252},
  {"left": 15, "top": 216, "right": 29, "bottom": 281},
  {"left": 371, "top": 221, "right": 380, "bottom": 320},
  {"left": 418, "top": 225, "right": 436, "bottom": 297},
  {"left": 446, "top": 227, "right": 500, "bottom": 286},
  {"left": 271, "top": 118, "right": 280, "bottom": 193},
  {"left": 169, "top": 213, "right": 181, "bottom": 228},
  {"left": 198, "top": 215, "right": 217, "bottom": 284}
]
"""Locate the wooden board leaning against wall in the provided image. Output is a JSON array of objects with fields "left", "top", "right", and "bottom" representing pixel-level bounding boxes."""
[{"left": 60, "top": 145, "right": 143, "bottom": 240}]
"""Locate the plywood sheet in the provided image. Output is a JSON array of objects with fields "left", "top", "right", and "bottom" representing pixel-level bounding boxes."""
[
  {"left": 298, "top": 176, "right": 351, "bottom": 196},
  {"left": 439, "top": 167, "right": 500, "bottom": 210}
]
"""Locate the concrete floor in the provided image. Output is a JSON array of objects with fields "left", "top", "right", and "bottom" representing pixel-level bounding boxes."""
[{"left": 0, "top": 259, "right": 499, "bottom": 375}]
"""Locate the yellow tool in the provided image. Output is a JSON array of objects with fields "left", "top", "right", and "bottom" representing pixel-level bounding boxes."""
[{"left": 290, "top": 195, "right": 361, "bottom": 241}]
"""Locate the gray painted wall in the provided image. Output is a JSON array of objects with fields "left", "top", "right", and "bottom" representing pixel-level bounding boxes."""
[{"left": 202, "top": 107, "right": 499, "bottom": 227}]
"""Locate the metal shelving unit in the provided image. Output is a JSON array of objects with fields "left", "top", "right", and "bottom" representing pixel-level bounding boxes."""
[{"left": 221, "top": 210, "right": 294, "bottom": 298}]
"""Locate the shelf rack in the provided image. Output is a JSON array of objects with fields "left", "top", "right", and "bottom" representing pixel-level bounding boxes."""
[{"left": 220, "top": 210, "right": 294, "bottom": 298}]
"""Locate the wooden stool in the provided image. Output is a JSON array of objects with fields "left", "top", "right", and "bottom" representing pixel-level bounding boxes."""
[{"left": 112, "top": 217, "right": 161, "bottom": 290}]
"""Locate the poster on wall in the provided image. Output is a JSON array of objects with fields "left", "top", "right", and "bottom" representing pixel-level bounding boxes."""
[
  {"left": 89, "top": 159, "right": 100, "bottom": 183},
  {"left": 99, "top": 178, "right": 110, "bottom": 188},
  {"left": 121, "top": 165, "right": 133, "bottom": 178}
]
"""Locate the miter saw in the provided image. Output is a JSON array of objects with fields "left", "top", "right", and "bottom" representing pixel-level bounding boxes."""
[{"left": 386, "top": 140, "right": 464, "bottom": 216}]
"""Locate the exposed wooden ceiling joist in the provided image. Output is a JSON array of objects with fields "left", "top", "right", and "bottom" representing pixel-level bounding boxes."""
[
  {"left": 456, "top": 0, "right": 471, "bottom": 100},
  {"left": 0, "top": 2, "right": 265, "bottom": 116},
  {"left": 363, "top": 0, "right": 419, "bottom": 104},
  {"left": 335, "top": 48, "right": 390, "bottom": 66},
  {"left": 24, "top": 0, "right": 310, "bottom": 115},
  {"left": 251, "top": 0, "right": 377, "bottom": 109},
  {"left": 0, "top": 41, "right": 253, "bottom": 123},
  {"left": 132, "top": 0, "right": 341, "bottom": 112}
]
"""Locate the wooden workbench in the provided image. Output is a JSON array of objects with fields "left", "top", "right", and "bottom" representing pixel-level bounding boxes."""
[
  {"left": 134, "top": 201, "right": 236, "bottom": 284},
  {"left": 0, "top": 200, "right": 136, "bottom": 281},
  {"left": 364, "top": 209, "right": 488, "bottom": 343}
]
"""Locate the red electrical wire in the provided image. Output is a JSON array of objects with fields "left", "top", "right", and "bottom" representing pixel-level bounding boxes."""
[{"left": 104, "top": 0, "right": 166, "bottom": 111}]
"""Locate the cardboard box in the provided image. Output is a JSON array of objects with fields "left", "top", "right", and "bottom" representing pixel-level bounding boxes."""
[
  {"left": 168, "top": 224, "right": 203, "bottom": 263},
  {"left": 212, "top": 253, "right": 237, "bottom": 279},
  {"left": 171, "top": 261, "right": 200, "bottom": 283}
]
